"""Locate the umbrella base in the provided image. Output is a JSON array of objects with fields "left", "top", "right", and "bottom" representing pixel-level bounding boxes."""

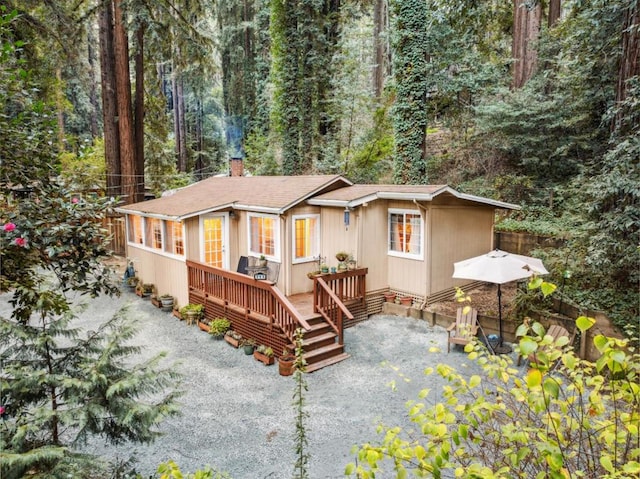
[{"left": 493, "top": 344, "right": 513, "bottom": 355}]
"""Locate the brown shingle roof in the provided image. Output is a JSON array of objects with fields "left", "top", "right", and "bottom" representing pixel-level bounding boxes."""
[{"left": 117, "top": 175, "right": 349, "bottom": 219}]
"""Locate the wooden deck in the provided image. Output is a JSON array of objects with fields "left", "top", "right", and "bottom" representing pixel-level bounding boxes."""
[
  {"left": 286, "top": 292, "right": 315, "bottom": 317},
  {"left": 186, "top": 261, "right": 368, "bottom": 372}
]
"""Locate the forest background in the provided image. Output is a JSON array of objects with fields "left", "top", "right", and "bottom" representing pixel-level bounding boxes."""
[{"left": 0, "top": 0, "right": 638, "bottom": 334}]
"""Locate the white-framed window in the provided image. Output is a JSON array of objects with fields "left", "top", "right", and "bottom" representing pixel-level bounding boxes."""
[
  {"left": 292, "top": 214, "right": 320, "bottom": 263},
  {"left": 144, "top": 217, "right": 163, "bottom": 250},
  {"left": 127, "top": 214, "right": 143, "bottom": 244},
  {"left": 388, "top": 209, "right": 423, "bottom": 260},
  {"left": 164, "top": 220, "right": 184, "bottom": 256},
  {"left": 247, "top": 213, "right": 280, "bottom": 261}
]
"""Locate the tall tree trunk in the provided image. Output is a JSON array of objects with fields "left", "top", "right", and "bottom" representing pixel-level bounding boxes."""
[
  {"left": 134, "top": 24, "right": 145, "bottom": 201},
  {"left": 173, "top": 72, "right": 188, "bottom": 172},
  {"left": 195, "top": 98, "right": 204, "bottom": 179},
  {"left": 98, "top": 2, "right": 121, "bottom": 198},
  {"left": 113, "top": 0, "right": 137, "bottom": 204},
  {"left": 613, "top": 3, "right": 639, "bottom": 134},
  {"left": 87, "top": 31, "right": 100, "bottom": 139},
  {"left": 512, "top": 0, "right": 541, "bottom": 89},
  {"left": 373, "top": 0, "right": 389, "bottom": 99},
  {"left": 548, "top": 0, "right": 561, "bottom": 28}
]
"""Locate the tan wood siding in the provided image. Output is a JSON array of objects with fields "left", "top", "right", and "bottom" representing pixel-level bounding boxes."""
[
  {"left": 358, "top": 201, "right": 388, "bottom": 291},
  {"left": 185, "top": 216, "right": 200, "bottom": 261},
  {"left": 429, "top": 206, "right": 494, "bottom": 294},
  {"left": 125, "top": 244, "right": 189, "bottom": 307}
]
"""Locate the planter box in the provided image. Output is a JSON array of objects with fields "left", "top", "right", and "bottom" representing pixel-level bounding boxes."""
[
  {"left": 254, "top": 350, "right": 275, "bottom": 365},
  {"left": 224, "top": 336, "right": 241, "bottom": 348},
  {"left": 198, "top": 321, "right": 210, "bottom": 333},
  {"left": 151, "top": 297, "right": 161, "bottom": 308},
  {"left": 172, "top": 309, "right": 182, "bottom": 320}
]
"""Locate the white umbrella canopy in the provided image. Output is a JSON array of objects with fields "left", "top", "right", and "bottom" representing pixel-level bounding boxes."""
[
  {"left": 452, "top": 249, "right": 549, "bottom": 353},
  {"left": 452, "top": 249, "right": 549, "bottom": 285}
]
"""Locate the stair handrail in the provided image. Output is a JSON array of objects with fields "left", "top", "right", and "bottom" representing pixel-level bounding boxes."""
[
  {"left": 315, "top": 276, "right": 353, "bottom": 345},
  {"left": 186, "top": 260, "right": 310, "bottom": 342}
]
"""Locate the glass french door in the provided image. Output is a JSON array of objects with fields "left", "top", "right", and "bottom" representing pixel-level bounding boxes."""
[{"left": 201, "top": 214, "right": 229, "bottom": 268}]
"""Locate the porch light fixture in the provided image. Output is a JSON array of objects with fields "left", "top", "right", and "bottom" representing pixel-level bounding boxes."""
[
  {"left": 343, "top": 207, "right": 351, "bottom": 230},
  {"left": 229, "top": 209, "right": 237, "bottom": 219}
]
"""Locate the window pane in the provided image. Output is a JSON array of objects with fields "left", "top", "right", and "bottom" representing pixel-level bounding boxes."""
[
  {"left": 249, "top": 215, "right": 276, "bottom": 257},
  {"left": 128, "top": 215, "right": 143, "bottom": 244},
  {"left": 203, "top": 217, "right": 223, "bottom": 267},
  {"left": 165, "top": 220, "right": 184, "bottom": 256},
  {"left": 389, "top": 211, "right": 421, "bottom": 257},
  {"left": 294, "top": 216, "right": 318, "bottom": 260}
]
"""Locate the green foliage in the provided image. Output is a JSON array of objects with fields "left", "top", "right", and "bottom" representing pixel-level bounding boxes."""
[
  {"left": 292, "top": 328, "right": 310, "bottom": 479},
  {"left": 347, "top": 279, "right": 640, "bottom": 478},
  {"left": 208, "top": 317, "right": 231, "bottom": 337},
  {"left": 390, "top": 0, "right": 429, "bottom": 184},
  {"left": 156, "top": 460, "right": 230, "bottom": 478},
  {"left": 59, "top": 138, "right": 106, "bottom": 191}
]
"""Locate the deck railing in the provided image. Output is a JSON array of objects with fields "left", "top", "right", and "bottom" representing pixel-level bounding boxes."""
[
  {"left": 312, "top": 268, "right": 367, "bottom": 344},
  {"left": 186, "top": 260, "right": 310, "bottom": 342}
]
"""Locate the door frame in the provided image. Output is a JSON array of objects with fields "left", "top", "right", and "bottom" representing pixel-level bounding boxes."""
[{"left": 199, "top": 212, "right": 230, "bottom": 269}]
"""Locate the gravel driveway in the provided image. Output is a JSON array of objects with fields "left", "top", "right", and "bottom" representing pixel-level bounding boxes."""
[{"left": 1, "top": 288, "right": 489, "bottom": 478}]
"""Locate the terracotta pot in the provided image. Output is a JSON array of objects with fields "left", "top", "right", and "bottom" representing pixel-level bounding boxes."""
[
  {"left": 384, "top": 293, "right": 397, "bottom": 303},
  {"left": 278, "top": 356, "right": 295, "bottom": 376},
  {"left": 197, "top": 321, "right": 210, "bottom": 333},
  {"left": 224, "top": 335, "right": 241, "bottom": 348},
  {"left": 400, "top": 296, "right": 413, "bottom": 306}
]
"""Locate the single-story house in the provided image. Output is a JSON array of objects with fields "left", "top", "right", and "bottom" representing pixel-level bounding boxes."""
[{"left": 116, "top": 171, "right": 517, "bottom": 371}]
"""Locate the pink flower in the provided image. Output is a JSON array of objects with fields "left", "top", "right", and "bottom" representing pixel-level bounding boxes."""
[
  {"left": 14, "top": 237, "right": 26, "bottom": 247},
  {"left": 3, "top": 222, "right": 16, "bottom": 232},
  {"left": 0, "top": 406, "right": 4, "bottom": 415},
  {"left": 72, "top": 197, "right": 79, "bottom": 204}
]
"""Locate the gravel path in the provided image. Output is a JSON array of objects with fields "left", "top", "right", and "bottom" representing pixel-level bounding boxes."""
[{"left": 1, "top": 287, "right": 493, "bottom": 478}]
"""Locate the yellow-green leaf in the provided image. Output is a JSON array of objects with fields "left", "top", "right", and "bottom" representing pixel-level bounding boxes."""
[
  {"left": 540, "top": 281, "right": 557, "bottom": 297},
  {"left": 526, "top": 368, "right": 543, "bottom": 388},
  {"left": 519, "top": 337, "right": 538, "bottom": 356},
  {"left": 469, "top": 375, "right": 481, "bottom": 388},
  {"left": 594, "top": 335, "right": 609, "bottom": 352},
  {"left": 576, "top": 315, "right": 595, "bottom": 332},
  {"left": 543, "top": 378, "right": 560, "bottom": 399},
  {"left": 345, "top": 463, "right": 355, "bottom": 475},
  {"left": 600, "top": 456, "right": 614, "bottom": 473}
]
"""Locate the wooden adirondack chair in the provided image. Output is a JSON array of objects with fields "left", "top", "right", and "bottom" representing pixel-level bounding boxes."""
[
  {"left": 447, "top": 307, "right": 479, "bottom": 353},
  {"left": 517, "top": 324, "right": 571, "bottom": 366}
]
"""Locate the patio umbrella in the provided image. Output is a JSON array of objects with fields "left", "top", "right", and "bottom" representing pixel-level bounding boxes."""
[{"left": 452, "top": 249, "right": 549, "bottom": 351}]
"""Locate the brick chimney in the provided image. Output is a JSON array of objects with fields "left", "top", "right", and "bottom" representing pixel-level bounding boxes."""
[{"left": 230, "top": 157, "right": 244, "bottom": 177}]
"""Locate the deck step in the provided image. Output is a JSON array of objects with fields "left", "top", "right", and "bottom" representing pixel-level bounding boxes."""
[
  {"left": 303, "top": 343, "right": 344, "bottom": 364},
  {"left": 305, "top": 353, "right": 350, "bottom": 373},
  {"left": 303, "top": 331, "right": 336, "bottom": 351}
]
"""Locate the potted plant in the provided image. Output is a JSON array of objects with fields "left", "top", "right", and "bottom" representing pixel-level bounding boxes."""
[
  {"left": 159, "top": 294, "right": 174, "bottom": 311},
  {"left": 141, "top": 283, "right": 154, "bottom": 298},
  {"left": 278, "top": 348, "right": 295, "bottom": 376},
  {"left": 224, "top": 330, "right": 242, "bottom": 348},
  {"left": 180, "top": 303, "right": 204, "bottom": 325},
  {"left": 242, "top": 338, "right": 256, "bottom": 355},
  {"left": 383, "top": 291, "right": 397, "bottom": 303},
  {"left": 347, "top": 256, "right": 357, "bottom": 270},
  {"left": 126, "top": 276, "right": 139, "bottom": 290},
  {"left": 335, "top": 251, "right": 349, "bottom": 262},
  {"left": 320, "top": 263, "right": 329, "bottom": 274},
  {"left": 254, "top": 345, "right": 275, "bottom": 365},
  {"left": 258, "top": 254, "right": 267, "bottom": 267},
  {"left": 208, "top": 317, "right": 231, "bottom": 339}
]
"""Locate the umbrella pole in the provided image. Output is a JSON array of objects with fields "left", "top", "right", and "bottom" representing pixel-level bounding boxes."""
[{"left": 498, "top": 284, "right": 503, "bottom": 346}]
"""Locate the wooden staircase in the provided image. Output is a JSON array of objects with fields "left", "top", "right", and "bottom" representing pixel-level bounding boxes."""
[{"left": 293, "top": 314, "right": 350, "bottom": 373}]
